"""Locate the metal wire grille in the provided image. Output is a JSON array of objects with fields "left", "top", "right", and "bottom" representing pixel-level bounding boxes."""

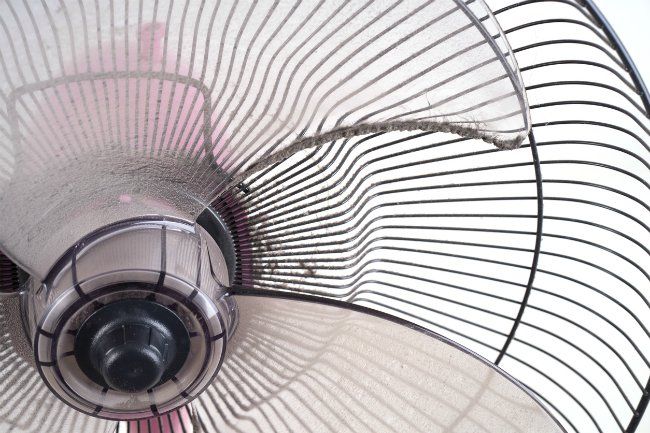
[
  {"left": 0, "top": 0, "right": 648, "bottom": 432},
  {"left": 0, "top": 252, "right": 19, "bottom": 295},
  {"left": 0, "top": 0, "right": 530, "bottom": 280},
  {"left": 218, "top": 1, "right": 650, "bottom": 432}
]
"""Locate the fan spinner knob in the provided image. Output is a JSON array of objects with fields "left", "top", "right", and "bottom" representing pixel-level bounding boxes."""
[{"left": 74, "top": 299, "right": 190, "bottom": 393}]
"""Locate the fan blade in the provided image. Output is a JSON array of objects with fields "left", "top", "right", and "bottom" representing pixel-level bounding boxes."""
[
  {"left": 195, "top": 293, "right": 564, "bottom": 433},
  {"left": 0, "top": 0, "right": 528, "bottom": 279}
]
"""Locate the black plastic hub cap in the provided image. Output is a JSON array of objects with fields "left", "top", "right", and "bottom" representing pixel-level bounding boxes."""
[{"left": 74, "top": 299, "right": 190, "bottom": 393}]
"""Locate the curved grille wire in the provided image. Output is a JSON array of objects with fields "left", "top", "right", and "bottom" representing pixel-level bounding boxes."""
[
  {"left": 0, "top": 0, "right": 530, "bottom": 280},
  {"left": 216, "top": 1, "right": 650, "bottom": 432},
  {"left": 0, "top": 252, "right": 19, "bottom": 295}
]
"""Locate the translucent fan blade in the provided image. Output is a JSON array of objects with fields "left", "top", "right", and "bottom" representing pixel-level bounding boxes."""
[
  {"left": 0, "top": 0, "right": 528, "bottom": 279},
  {"left": 0, "top": 297, "right": 114, "bottom": 433},
  {"left": 195, "top": 294, "right": 563, "bottom": 433}
]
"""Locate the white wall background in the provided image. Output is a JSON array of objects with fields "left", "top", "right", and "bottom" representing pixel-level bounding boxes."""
[{"left": 595, "top": 0, "right": 650, "bottom": 87}]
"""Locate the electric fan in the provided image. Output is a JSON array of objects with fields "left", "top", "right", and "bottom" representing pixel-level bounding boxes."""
[{"left": 0, "top": 0, "right": 648, "bottom": 432}]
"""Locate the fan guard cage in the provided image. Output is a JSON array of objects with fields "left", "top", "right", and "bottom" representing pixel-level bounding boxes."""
[
  {"left": 0, "top": 0, "right": 648, "bottom": 433},
  {"left": 210, "top": 1, "right": 650, "bottom": 433}
]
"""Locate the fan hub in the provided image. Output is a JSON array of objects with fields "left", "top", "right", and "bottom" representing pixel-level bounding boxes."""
[
  {"left": 74, "top": 299, "right": 191, "bottom": 393},
  {"left": 22, "top": 218, "right": 237, "bottom": 420}
]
